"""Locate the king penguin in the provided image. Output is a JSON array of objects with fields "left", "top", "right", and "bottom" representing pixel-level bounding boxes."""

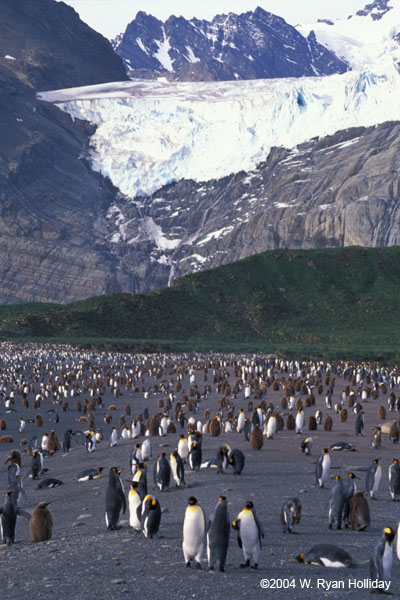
[
  {"left": 280, "top": 497, "right": 302, "bottom": 533},
  {"left": 295, "top": 544, "right": 357, "bottom": 567},
  {"left": 328, "top": 476, "right": 345, "bottom": 530},
  {"left": 300, "top": 437, "right": 313, "bottom": 455},
  {"left": 170, "top": 450, "right": 185, "bottom": 487},
  {"left": 127, "top": 481, "right": 146, "bottom": 531},
  {"left": 182, "top": 496, "right": 206, "bottom": 568},
  {"left": 366, "top": 458, "right": 381, "bottom": 499},
  {"left": 389, "top": 458, "right": 400, "bottom": 501},
  {"left": 237, "top": 409, "right": 245, "bottom": 433},
  {"left": 315, "top": 448, "right": 331, "bottom": 488},
  {"left": 153, "top": 453, "right": 171, "bottom": 492},
  {"left": 189, "top": 441, "right": 202, "bottom": 471},
  {"left": 295, "top": 408, "right": 305, "bottom": 435},
  {"left": 178, "top": 434, "right": 188, "bottom": 462},
  {"left": 228, "top": 448, "right": 245, "bottom": 475},
  {"left": 0, "top": 491, "right": 30, "bottom": 545},
  {"left": 232, "top": 501, "right": 264, "bottom": 568},
  {"left": 370, "top": 527, "right": 395, "bottom": 586},
  {"left": 141, "top": 494, "right": 161, "bottom": 538},
  {"left": 105, "top": 467, "right": 126, "bottom": 530},
  {"left": 30, "top": 502, "right": 53, "bottom": 542},
  {"left": 207, "top": 496, "right": 230, "bottom": 571}
]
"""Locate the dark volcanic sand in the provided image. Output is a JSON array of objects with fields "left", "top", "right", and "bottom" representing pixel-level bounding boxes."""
[{"left": 0, "top": 345, "right": 399, "bottom": 600}]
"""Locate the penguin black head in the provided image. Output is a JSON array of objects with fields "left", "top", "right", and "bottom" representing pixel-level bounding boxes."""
[
  {"left": 293, "top": 552, "right": 305, "bottom": 563},
  {"left": 5, "top": 491, "right": 12, "bottom": 497},
  {"left": 245, "top": 501, "right": 254, "bottom": 509},
  {"left": 159, "top": 452, "right": 166, "bottom": 457},
  {"left": 384, "top": 527, "right": 395, "bottom": 544},
  {"left": 97, "top": 467, "right": 103, "bottom": 473},
  {"left": 392, "top": 459, "right": 399, "bottom": 464},
  {"left": 335, "top": 475, "right": 342, "bottom": 480},
  {"left": 180, "top": 434, "right": 185, "bottom": 439},
  {"left": 188, "top": 496, "right": 198, "bottom": 506},
  {"left": 323, "top": 448, "right": 329, "bottom": 453},
  {"left": 348, "top": 472, "right": 359, "bottom": 479},
  {"left": 372, "top": 458, "right": 380, "bottom": 464},
  {"left": 218, "top": 496, "right": 227, "bottom": 503}
]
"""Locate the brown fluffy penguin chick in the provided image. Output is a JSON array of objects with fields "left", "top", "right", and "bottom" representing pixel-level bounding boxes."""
[
  {"left": 30, "top": 502, "right": 53, "bottom": 541},
  {"left": 349, "top": 491, "right": 370, "bottom": 531},
  {"left": 286, "top": 413, "right": 295, "bottom": 431},
  {"left": 390, "top": 421, "right": 399, "bottom": 443},
  {"left": 323, "top": 415, "right": 333, "bottom": 431},
  {"left": 47, "top": 430, "right": 60, "bottom": 453},
  {"left": 250, "top": 425, "right": 263, "bottom": 450}
]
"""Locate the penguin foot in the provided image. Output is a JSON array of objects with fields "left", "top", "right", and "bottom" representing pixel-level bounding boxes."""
[
  {"left": 240, "top": 560, "right": 250, "bottom": 569},
  {"left": 251, "top": 564, "right": 258, "bottom": 570},
  {"left": 208, "top": 566, "right": 214, "bottom": 571},
  {"left": 218, "top": 565, "right": 225, "bottom": 572},
  {"left": 186, "top": 561, "right": 191, "bottom": 568},
  {"left": 328, "top": 524, "right": 333, "bottom": 529},
  {"left": 195, "top": 562, "right": 202, "bottom": 569}
]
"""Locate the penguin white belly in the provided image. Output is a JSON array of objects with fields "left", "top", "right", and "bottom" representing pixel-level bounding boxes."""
[
  {"left": 240, "top": 514, "right": 260, "bottom": 562},
  {"left": 396, "top": 523, "right": 400, "bottom": 561},
  {"left": 319, "top": 557, "right": 345, "bottom": 568},
  {"left": 237, "top": 415, "right": 245, "bottom": 432},
  {"left": 183, "top": 509, "right": 205, "bottom": 562},
  {"left": 129, "top": 492, "right": 141, "bottom": 530},
  {"left": 373, "top": 467, "right": 382, "bottom": 494},
  {"left": 382, "top": 543, "right": 393, "bottom": 579},
  {"left": 320, "top": 457, "right": 331, "bottom": 485},
  {"left": 266, "top": 418, "right": 276, "bottom": 439}
]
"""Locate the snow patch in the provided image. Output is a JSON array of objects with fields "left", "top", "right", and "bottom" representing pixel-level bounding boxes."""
[
  {"left": 185, "top": 45, "right": 200, "bottom": 63},
  {"left": 155, "top": 28, "right": 174, "bottom": 72}
]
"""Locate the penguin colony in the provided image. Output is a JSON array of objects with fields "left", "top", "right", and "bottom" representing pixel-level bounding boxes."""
[{"left": 1, "top": 345, "right": 400, "bottom": 591}]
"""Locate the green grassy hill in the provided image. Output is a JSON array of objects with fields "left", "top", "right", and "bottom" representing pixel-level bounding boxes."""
[{"left": 1, "top": 246, "right": 399, "bottom": 361}]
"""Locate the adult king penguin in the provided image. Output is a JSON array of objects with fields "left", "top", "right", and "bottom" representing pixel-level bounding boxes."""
[
  {"left": 389, "top": 458, "right": 400, "bottom": 501},
  {"left": 0, "top": 491, "right": 30, "bottom": 545},
  {"left": 207, "top": 496, "right": 230, "bottom": 572},
  {"left": 370, "top": 527, "right": 395, "bottom": 591},
  {"left": 170, "top": 450, "right": 185, "bottom": 487},
  {"left": 315, "top": 448, "right": 331, "bottom": 488},
  {"left": 328, "top": 476, "right": 345, "bottom": 530},
  {"left": 280, "top": 498, "right": 302, "bottom": 533},
  {"left": 127, "top": 481, "right": 145, "bottom": 531},
  {"left": 153, "top": 453, "right": 171, "bottom": 491},
  {"left": 182, "top": 496, "right": 206, "bottom": 568},
  {"left": 105, "top": 467, "right": 126, "bottom": 530},
  {"left": 141, "top": 494, "right": 161, "bottom": 538},
  {"left": 366, "top": 458, "right": 382, "bottom": 499},
  {"left": 232, "top": 501, "right": 264, "bottom": 568}
]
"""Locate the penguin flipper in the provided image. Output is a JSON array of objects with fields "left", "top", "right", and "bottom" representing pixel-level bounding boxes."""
[
  {"left": 237, "top": 532, "right": 242, "bottom": 549},
  {"left": 16, "top": 509, "right": 31, "bottom": 520},
  {"left": 253, "top": 509, "right": 265, "bottom": 540},
  {"left": 121, "top": 491, "right": 127, "bottom": 514}
]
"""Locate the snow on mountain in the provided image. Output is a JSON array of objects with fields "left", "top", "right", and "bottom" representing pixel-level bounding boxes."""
[
  {"left": 113, "top": 7, "right": 349, "bottom": 81},
  {"left": 39, "top": 64, "right": 400, "bottom": 198},
  {"left": 297, "top": 0, "right": 400, "bottom": 72}
]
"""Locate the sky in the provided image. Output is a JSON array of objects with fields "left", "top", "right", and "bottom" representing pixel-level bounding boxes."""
[{"left": 61, "top": 0, "right": 370, "bottom": 39}]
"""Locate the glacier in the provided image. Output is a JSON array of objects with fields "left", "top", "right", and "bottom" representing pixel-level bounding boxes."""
[{"left": 39, "top": 64, "right": 400, "bottom": 198}]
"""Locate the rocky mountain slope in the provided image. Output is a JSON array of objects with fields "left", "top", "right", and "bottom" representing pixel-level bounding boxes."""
[
  {"left": 99, "top": 120, "right": 400, "bottom": 291},
  {"left": 113, "top": 7, "right": 349, "bottom": 81},
  {"left": 0, "top": 0, "right": 137, "bottom": 304}
]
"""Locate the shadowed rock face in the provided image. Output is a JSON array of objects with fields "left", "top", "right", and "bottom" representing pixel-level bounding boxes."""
[
  {"left": 0, "top": 0, "right": 133, "bottom": 304},
  {"left": 113, "top": 7, "right": 349, "bottom": 81},
  {"left": 0, "top": 0, "right": 128, "bottom": 91}
]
